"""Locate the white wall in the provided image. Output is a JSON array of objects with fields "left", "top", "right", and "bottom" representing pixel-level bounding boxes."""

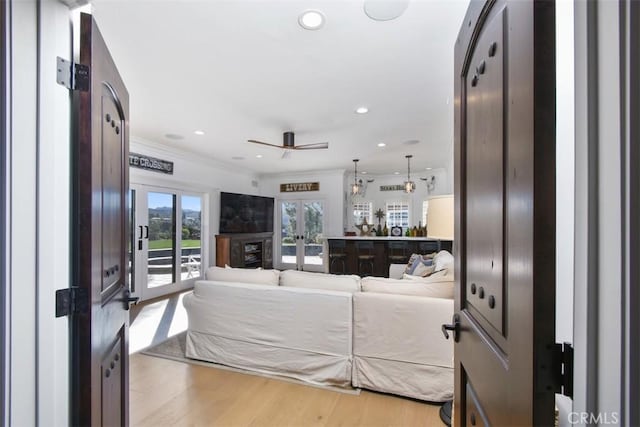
[
  {"left": 130, "top": 138, "right": 258, "bottom": 267},
  {"left": 258, "top": 169, "right": 346, "bottom": 239},
  {"left": 344, "top": 168, "right": 450, "bottom": 233},
  {"left": 555, "top": 0, "right": 575, "bottom": 423},
  {"left": 9, "top": 1, "right": 38, "bottom": 425},
  {"left": 37, "top": 1, "right": 72, "bottom": 425}
]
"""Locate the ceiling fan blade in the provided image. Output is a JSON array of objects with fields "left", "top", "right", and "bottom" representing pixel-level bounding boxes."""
[
  {"left": 248, "top": 139, "right": 282, "bottom": 148},
  {"left": 293, "top": 142, "right": 329, "bottom": 150}
]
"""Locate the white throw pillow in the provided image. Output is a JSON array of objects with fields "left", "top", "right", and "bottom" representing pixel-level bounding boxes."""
[
  {"left": 361, "top": 276, "right": 453, "bottom": 299},
  {"left": 279, "top": 269, "right": 361, "bottom": 293},
  {"left": 204, "top": 266, "right": 280, "bottom": 286},
  {"left": 433, "top": 250, "right": 454, "bottom": 272}
]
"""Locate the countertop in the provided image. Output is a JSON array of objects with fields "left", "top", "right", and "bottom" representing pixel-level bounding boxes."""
[{"left": 324, "top": 236, "right": 447, "bottom": 241}]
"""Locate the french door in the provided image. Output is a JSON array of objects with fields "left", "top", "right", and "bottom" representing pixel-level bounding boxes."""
[
  {"left": 278, "top": 199, "right": 325, "bottom": 272},
  {"left": 130, "top": 184, "right": 205, "bottom": 301}
]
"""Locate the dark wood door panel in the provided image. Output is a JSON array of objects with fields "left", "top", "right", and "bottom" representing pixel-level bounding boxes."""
[
  {"left": 465, "top": 7, "right": 506, "bottom": 340},
  {"left": 73, "top": 12, "right": 130, "bottom": 426},
  {"left": 454, "top": 1, "right": 556, "bottom": 425},
  {"left": 464, "top": 380, "right": 491, "bottom": 427},
  {"left": 101, "top": 87, "right": 125, "bottom": 298},
  {"left": 459, "top": 311, "right": 509, "bottom": 426}
]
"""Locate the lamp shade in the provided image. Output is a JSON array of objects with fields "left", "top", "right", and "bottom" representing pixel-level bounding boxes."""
[{"left": 427, "top": 195, "right": 454, "bottom": 240}]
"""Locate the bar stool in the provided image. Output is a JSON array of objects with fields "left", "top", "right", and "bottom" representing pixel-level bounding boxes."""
[
  {"left": 418, "top": 241, "right": 440, "bottom": 254},
  {"left": 388, "top": 241, "right": 409, "bottom": 264},
  {"left": 328, "top": 240, "right": 347, "bottom": 274},
  {"left": 355, "top": 240, "right": 376, "bottom": 277}
]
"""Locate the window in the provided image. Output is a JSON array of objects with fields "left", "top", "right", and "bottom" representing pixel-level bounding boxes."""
[
  {"left": 353, "top": 201, "right": 373, "bottom": 225},
  {"left": 386, "top": 202, "right": 409, "bottom": 227}
]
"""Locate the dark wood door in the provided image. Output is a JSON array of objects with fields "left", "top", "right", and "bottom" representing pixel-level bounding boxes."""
[
  {"left": 453, "top": 1, "right": 556, "bottom": 425},
  {"left": 72, "top": 12, "right": 130, "bottom": 426}
]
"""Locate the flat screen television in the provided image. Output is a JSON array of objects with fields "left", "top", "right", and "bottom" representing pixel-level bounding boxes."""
[{"left": 219, "top": 192, "right": 274, "bottom": 234}]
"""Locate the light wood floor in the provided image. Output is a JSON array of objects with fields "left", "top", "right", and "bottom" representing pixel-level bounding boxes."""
[{"left": 130, "top": 353, "right": 445, "bottom": 427}]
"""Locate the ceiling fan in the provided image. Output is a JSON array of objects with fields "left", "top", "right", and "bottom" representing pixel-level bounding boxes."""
[{"left": 248, "top": 132, "right": 329, "bottom": 158}]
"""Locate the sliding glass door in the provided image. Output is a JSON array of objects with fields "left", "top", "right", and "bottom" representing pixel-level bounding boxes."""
[
  {"left": 278, "top": 199, "right": 325, "bottom": 272},
  {"left": 131, "top": 184, "right": 204, "bottom": 301}
]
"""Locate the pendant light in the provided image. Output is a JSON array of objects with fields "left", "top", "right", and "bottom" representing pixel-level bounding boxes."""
[
  {"left": 404, "top": 154, "right": 415, "bottom": 193},
  {"left": 352, "top": 159, "right": 362, "bottom": 196}
]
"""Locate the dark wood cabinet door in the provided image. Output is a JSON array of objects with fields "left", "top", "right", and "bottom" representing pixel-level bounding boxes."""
[
  {"left": 230, "top": 240, "right": 243, "bottom": 267},
  {"left": 453, "top": 1, "right": 556, "bottom": 425},
  {"left": 72, "top": 12, "right": 130, "bottom": 426}
]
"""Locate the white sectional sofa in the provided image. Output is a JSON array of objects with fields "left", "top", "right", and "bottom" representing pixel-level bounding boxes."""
[{"left": 182, "top": 261, "right": 454, "bottom": 402}]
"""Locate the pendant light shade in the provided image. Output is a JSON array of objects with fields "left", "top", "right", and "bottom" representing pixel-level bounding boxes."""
[
  {"left": 352, "top": 159, "right": 362, "bottom": 196},
  {"left": 404, "top": 154, "right": 415, "bottom": 193}
]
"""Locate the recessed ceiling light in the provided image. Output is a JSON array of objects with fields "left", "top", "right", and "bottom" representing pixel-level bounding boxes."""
[
  {"left": 299, "top": 10, "right": 325, "bottom": 30},
  {"left": 194, "top": 130, "right": 205, "bottom": 135},
  {"left": 232, "top": 156, "right": 245, "bottom": 160},
  {"left": 377, "top": 142, "right": 386, "bottom": 147},
  {"left": 256, "top": 154, "right": 263, "bottom": 158},
  {"left": 425, "top": 167, "right": 433, "bottom": 170},
  {"left": 355, "top": 107, "right": 369, "bottom": 114},
  {"left": 403, "top": 139, "right": 420, "bottom": 145},
  {"left": 165, "top": 133, "right": 184, "bottom": 140},
  {"left": 362, "top": 171, "right": 367, "bottom": 175},
  {"left": 394, "top": 171, "right": 400, "bottom": 175}
]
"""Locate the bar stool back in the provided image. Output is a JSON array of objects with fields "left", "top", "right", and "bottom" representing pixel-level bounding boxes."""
[
  {"left": 355, "top": 240, "right": 376, "bottom": 277},
  {"left": 387, "top": 241, "right": 409, "bottom": 264},
  {"left": 328, "top": 240, "right": 347, "bottom": 274}
]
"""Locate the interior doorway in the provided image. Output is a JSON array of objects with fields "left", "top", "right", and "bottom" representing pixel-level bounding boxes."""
[
  {"left": 278, "top": 199, "right": 325, "bottom": 272},
  {"left": 130, "top": 184, "right": 205, "bottom": 301}
]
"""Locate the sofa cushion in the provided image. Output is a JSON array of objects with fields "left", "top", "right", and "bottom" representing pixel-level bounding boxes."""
[
  {"left": 402, "top": 269, "right": 453, "bottom": 282},
  {"left": 361, "top": 276, "right": 453, "bottom": 299},
  {"left": 404, "top": 253, "right": 435, "bottom": 275},
  {"left": 204, "top": 266, "right": 280, "bottom": 286},
  {"left": 279, "top": 269, "right": 361, "bottom": 293}
]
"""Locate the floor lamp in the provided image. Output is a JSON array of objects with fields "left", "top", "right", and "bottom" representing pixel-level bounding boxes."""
[{"left": 426, "top": 195, "right": 454, "bottom": 425}]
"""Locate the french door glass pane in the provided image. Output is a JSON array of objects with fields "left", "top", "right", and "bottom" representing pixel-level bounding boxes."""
[
  {"left": 281, "top": 202, "right": 297, "bottom": 265},
  {"left": 181, "top": 195, "right": 202, "bottom": 280},
  {"left": 147, "top": 192, "right": 176, "bottom": 288},
  {"left": 303, "top": 201, "right": 323, "bottom": 266}
]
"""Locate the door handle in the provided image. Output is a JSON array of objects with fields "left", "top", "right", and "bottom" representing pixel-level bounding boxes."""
[
  {"left": 123, "top": 289, "right": 139, "bottom": 311},
  {"left": 144, "top": 225, "right": 149, "bottom": 239},
  {"left": 138, "top": 225, "right": 143, "bottom": 239},
  {"left": 442, "top": 314, "right": 460, "bottom": 342}
]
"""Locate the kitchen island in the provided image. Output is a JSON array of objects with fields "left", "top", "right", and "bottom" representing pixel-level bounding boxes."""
[{"left": 324, "top": 236, "right": 452, "bottom": 277}]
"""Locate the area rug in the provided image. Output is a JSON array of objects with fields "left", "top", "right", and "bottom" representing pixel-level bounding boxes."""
[{"left": 139, "top": 331, "right": 360, "bottom": 395}]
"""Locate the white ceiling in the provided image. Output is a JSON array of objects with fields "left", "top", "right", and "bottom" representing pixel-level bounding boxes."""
[{"left": 91, "top": 0, "right": 469, "bottom": 176}]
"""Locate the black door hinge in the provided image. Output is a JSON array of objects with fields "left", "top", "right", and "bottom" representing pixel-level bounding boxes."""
[
  {"left": 56, "top": 57, "right": 90, "bottom": 92},
  {"left": 553, "top": 342, "right": 574, "bottom": 398},
  {"left": 55, "top": 287, "right": 88, "bottom": 317}
]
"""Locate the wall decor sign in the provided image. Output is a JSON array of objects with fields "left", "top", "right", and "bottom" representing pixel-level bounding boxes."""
[
  {"left": 129, "top": 153, "right": 174, "bottom": 174},
  {"left": 280, "top": 182, "right": 320, "bottom": 192},
  {"left": 379, "top": 184, "right": 405, "bottom": 191}
]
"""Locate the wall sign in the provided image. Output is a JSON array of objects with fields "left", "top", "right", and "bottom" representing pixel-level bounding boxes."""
[
  {"left": 129, "top": 153, "right": 173, "bottom": 174},
  {"left": 280, "top": 182, "right": 320, "bottom": 192},
  {"left": 379, "top": 184, "right": 405, "bottom": 191}
]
